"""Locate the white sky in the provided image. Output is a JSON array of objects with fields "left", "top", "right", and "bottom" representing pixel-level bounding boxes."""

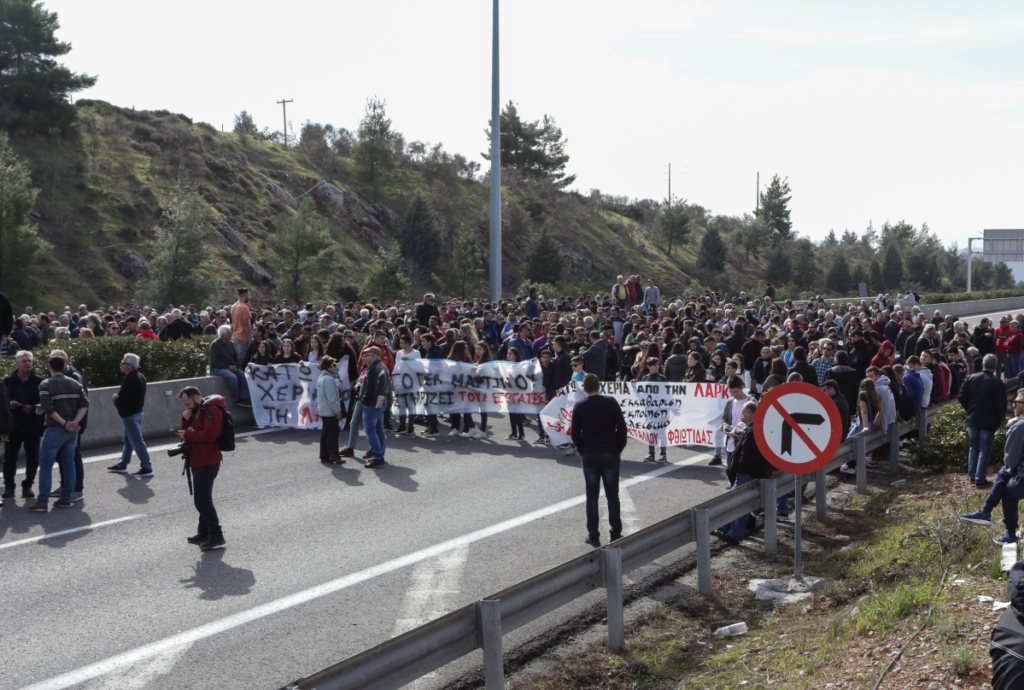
[{"left": 45, "top": 0, "right": 1024, "bottom": 274}]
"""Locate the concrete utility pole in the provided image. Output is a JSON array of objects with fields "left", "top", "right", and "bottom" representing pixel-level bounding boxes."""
[
  {"left": 756, "top": 172, "right": 759, "bottom": 210},
  {"left": 667, "top": 163, "right": 671, "bottom": 205},
  {"left": 489, "top": 0, "right": 502, "bottom": 303},
  {"left": 966, "top": 237, "right": 979, "bottom": 293},
  {"left": 277, "top": 98, "right": 293, "bottom": 147}
]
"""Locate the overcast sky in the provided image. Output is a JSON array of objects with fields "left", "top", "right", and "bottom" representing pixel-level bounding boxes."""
[{"left": 45, "top": 0, "right": 1024, "bottom": 272}]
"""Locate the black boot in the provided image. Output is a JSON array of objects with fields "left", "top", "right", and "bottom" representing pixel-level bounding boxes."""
[
  {"left": 200, "top": 531, "right": 226, "bottom": 550},
  {"left": 187, "top": 532, "right": 209, "bottom": 545},
  {"left": 708, "top": 455, "right": 723, "bottom": 467},
  {"left": 1, "top": 486, "right": 14, "bottom": 499},
  {"left": 21, "top": 481, "right": 35, "bottom": 499}
]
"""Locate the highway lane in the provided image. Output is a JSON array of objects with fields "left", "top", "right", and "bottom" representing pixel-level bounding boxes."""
[{"left": 0, "top": 417, "right": 728, "bottom": 690}]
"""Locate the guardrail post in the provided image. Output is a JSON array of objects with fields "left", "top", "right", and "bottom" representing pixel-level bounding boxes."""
[
  {"left": 694, "top": 509, "right": 712, "bottom": 596},
  {"left": 602, "top": 549, "right": 625, "bottom": 652},
  {"left": 854, "top": 435, "right": 867, "bottom": 494},
  {"left": 476, "top": 600, "right": 504, "bottom": 690},
  {"left": 762, "top": 477, "right": 777, "bottom": 556},
  {"left": 888, "top": 422, "right": 900, "bottom": 474},
  {"left": 916, "top": 408, "right": 928, "bottom": 440},
  {"left": 815, "top": 466, "right": 828, "bottom": 522}
]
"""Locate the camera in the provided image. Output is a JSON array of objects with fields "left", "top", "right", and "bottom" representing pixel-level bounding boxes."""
[{"left": 167, "top": 442, "right": 191, "bottom": 459}]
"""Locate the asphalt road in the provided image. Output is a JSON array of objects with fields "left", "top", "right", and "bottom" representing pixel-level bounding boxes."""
[{"left": 0, "top": 416, "right": 729, "bottom": 690}]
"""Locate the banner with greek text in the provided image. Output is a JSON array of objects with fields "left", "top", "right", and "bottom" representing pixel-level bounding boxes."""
[
  {"left": 392, "top": 359, "right": 546, "bottom": 414},
  {"left": 245, "top": 362, "right": 350, "bottom": 429},
  {"left": 539, "top": 381, "right": 730, "bottom": 448}
]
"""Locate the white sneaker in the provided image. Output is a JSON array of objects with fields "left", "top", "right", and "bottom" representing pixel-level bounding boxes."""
[
  {"left": 864, "top": 460, "right": 877, "bottom": 469},
  {"left": 840, "top": 463, "right": 856, "bottom": 475},
  {"left": 565, "top": 447, "right": 576, "bottom": 456},
  {"left": 470, "top": 428, "right": 486, "bottom": 439},
  {"left": 449, "top": 429, "right": 461, "bottom": 437},
  {"left": 459, "top": 431, "right": 472, "bottom": 437}
]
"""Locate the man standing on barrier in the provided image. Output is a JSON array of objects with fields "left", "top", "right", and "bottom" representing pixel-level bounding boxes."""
[
  {"left": 176, "top": 386, "right": 227, "bottom": 551},
  {"left": 571, "top": 373, "right": 628, "bottom": 548}
]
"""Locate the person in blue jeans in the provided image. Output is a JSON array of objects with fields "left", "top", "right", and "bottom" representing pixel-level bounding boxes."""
[
  {"left": 106, "top": 353, "right": 153, "bottom": 477},
  {"left": 359, "top": 347, "right": 389, "bottom": 469},
  {"left": 714, "top": 400, "right": 784, "bottom": 543},
  {"left": 30, "top": 356, "right": 89, "bottom": 511},
  {"left": 959, "top": 354, "right": 1007, "bottom": 488},
  {"left": 570, "top": 373, "right": 629, "bottom": 547},
  {"left": 961, "top": 391, "right": 1024, "bottom": 544},
  {"left": 208, "top": 325, "right": 252, "bottom": 408}
]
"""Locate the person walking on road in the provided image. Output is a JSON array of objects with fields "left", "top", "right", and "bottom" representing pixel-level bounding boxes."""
[
  {"left": 3, "top": 351, "right": 44, "bottom": 500},
  {"left": 959, "top": 354, "right": 1006, "bottom": 488},
  {"left": 360, "top": 347, "right": 390, "bottom": 469},
  {"left": 107, "top": 353, "right": 152, "bottom": 477},
  {"left": 571, "top": 373, "right": 628, "bottom": 548},
  {"left": 30, "top": 356, "right": 88, "bottom": 512},
  {"left": 316, "top": 356, "right": 345, "bottom": 464},
  {"left": 176, "top": 386, "right": 227, "bottom": 550}
]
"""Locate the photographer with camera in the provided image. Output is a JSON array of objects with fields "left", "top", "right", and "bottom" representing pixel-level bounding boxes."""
[{"left": 175, "top": 386, "right": 227, "bottom": 550}]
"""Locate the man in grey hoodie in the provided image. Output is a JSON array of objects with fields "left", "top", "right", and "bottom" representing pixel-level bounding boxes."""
[{"left": 960, "top": 389, "right": 1024, "bottom": 545}]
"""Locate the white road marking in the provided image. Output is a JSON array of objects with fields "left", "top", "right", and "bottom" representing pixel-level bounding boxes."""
[
  {"left": 0, "top": 515, "right": 145, "bottom": 550},
  {"left": 598, "top": 485, "right": 640, "bottom": 536},
  {"left": 20, "top": 450, "right": 715, "bottom": 690},
  {"left": 81, "top": 642, "right": 193, "bottom": 690},
  {"left": 14, "top": 428, "right": 283, "bottom": 476},
  {"left": 391, "top": 546, "right": 470, "bottom": 638}
]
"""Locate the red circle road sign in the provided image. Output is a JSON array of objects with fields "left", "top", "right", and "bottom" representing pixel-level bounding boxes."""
[{"left": 753, "top": 383, "right": 843, "bottom": 475}]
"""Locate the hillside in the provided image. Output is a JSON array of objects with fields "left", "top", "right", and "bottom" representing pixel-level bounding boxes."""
[{"left": 9, "top": 99, "right": 771, "bottom": 308}]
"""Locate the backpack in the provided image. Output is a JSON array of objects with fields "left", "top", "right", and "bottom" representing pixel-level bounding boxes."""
[
  {"left": 205, "top": 401, "right": 235, "bottom": 452},
  {"left": 895, "top": 382, "right": 916, "bottom": 422}
]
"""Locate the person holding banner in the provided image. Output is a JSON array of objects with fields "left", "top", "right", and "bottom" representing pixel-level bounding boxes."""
[
  {"left": 571, "top": 374, "right": 628, "bottom": 547},
  {"left": 316, "top": 357, "right": 345, "bottom": 464},
  {"left": 360, "top": 347, "right": 389, "bottom": 468},
  {"left": 395, "top": 335, "right": 421, "bottom": 435}
]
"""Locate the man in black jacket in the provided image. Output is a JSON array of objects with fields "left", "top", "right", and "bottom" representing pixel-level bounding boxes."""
[
  {"left": 821, "top": 380, "right": 851, "bottom": 436},
  {"left": 571, "top": 374, "right": 628, "bottom": 547},
  {"left": 419, "top": 333, "right": 444, "bottom": 437},
  {"left": 714, "top": 400, "right": 781, "bottom": 544},
  {"left": 959, "top": 353, "right": 1006, "bottom": 487},
  {"left": 359, "top": 347, "right": 389, "bottom": 468},
  {"left": 789, "top": 346, "right": 819, "bottom": 387},
  {"left": 823, "top": 350, "right": 860, "bottom": 417},
  {"left": 3, "top": 351, "right": 44, "bottom": 499},
  {"left": 991, "top": 560, "right": 1024, "bottom": 689},
  {"left": 414, "top": 293, "right": 440, "bottom": 327},
  {"left": 740, "top": 331, "right": 766, "bottom": 373},
  {"left": 106, "top": 353, "right": 153, "bottom": 477}
]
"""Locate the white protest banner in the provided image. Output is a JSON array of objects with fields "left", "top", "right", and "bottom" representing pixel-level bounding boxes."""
[
  {"left": 539, "top": 380, "right": 729, "bottom": 448},
  {"left": 392, "top": 359, "right": 546, "bottom": 414},
  {"left": 245, "top": 362, "right": 350, "bottom": 429}
]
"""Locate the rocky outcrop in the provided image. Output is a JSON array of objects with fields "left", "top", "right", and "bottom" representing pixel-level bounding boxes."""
[
  {"left": 214, "top": 221, "right": 247, "bottom": 250},
  {"left": 264, "top": 180, "right": 298, "bottom": 209},
  {"left": 242, "top": 258, "right": 275, "bottom": 287},
  {"left": 287, "top": 177, "right": 390, "bottom": 251},
  {"left": 113, "top": 252, "right": 151, "bottom": 280}
]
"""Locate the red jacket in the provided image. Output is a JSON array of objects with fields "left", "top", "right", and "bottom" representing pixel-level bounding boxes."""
[
  {"left": 625, "top": 281, "right": 639, "bottom": 302},
  {"left": 1007, "top": 331, "right": 1024, "bottom": 356},
  {"left": 181, "top": 396, "right": 225, "bottom": 468},
  {"left": 995, "top": 325, "right": 1013, "bottom": 354},
  {"left": 870, "top": 340, "right": 895, "bottom": 369}
]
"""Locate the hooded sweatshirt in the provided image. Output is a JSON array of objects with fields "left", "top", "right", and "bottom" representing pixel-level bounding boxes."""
[
  {"left": 874, "top": 375, "right": 896, "bottom": 431},
  {"left": 870, "top": 341, "right": 896, "bottom": 369}
]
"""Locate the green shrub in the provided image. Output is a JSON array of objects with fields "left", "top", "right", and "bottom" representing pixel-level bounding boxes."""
[
  {"left": 0, "top": 336, "right": 215, "bottom": 388},
  {"left": 920, "top": 288, "right": 1024, "bottom": 305},
  {"left": 910, "top": 404, "right": 1007, "bottom": 472}
]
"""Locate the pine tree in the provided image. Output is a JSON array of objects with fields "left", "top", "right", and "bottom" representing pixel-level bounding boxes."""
[
  {"left": 0, "top": 131, "right": 45, "bottom": 303},
  {"left": 823, "top": 229, "right": 839, "bottom": 247},
  {"left": 882, "top": 243, "right": 903, "bottom": 289},
  {"left": 523, "top": 229, "right": 565, "bottom": 284},
  {"left": 656, "top": 197, "right": 691, "bottom": 256},
  {"left": 448, "top": 231, "right": 486, "bottom": 299},
  {"left": 353, "top": 97, "right": 397, "bottom": 201},
  {"left": 841, "top": 229, "right": 858, "bottom": 245},
  {"left": 763, "top": 244, "right": 792, "bottom": 286},
  {"left": 0, "top": 0, "right": 96, "bottom": 132},
  {"left": 484, "top": 102, "right": 576, "bottom": 188},
  {"left": 851, "top": 263, "right": 867, "bottom": 294},
  {"left": 757, "top": 175, "right": 792, "bottom": 243},
  {"left": 268, "top": 198, "right": 338, "bottom": 305},
  {"left": 142, "top": 173, "right": 217, "bottom": 307},
  {"left": 361, "top": 240, "right": 410, "bottom": 303},
  {"left": 825, "top": 254, "right": 851, "bottom": 295},
  {"left": 697, "top": 226, "right": 727, "bottom": 272},
  {"left": 734, "top": 214, "right": 766, "bottom": 262},
  {"left": 993, "top": 262, "right": 1015, "bottom": 289},
  {"left": 399, "top": 194, "right": 442, "bottom": 274},
  {"left": 791, "top": 240, "right": 816, "bottom": 289},
  {"left": 868, "top": 259, "right": 884, "bottom": 294}
]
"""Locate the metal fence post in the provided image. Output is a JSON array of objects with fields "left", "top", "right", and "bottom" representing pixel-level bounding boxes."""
[
  {"left": 916, "top": 408, "right": 928, "bottom": 440},
  {"left": 762, "top": 477, "right": 777, "bottom": 556},
  {"left": 888, "top": 422, "right": 900, "bottom": 474},
  {"left": 855, "top": 435, "right": 867, "bottom": 494},
  {"left": 602, "top": 549, "right": 625, "bottom": 652},
  {"left": 476, "top": 600, "right": 504, "bottom": 690},
  {"left": 694, "top": 509, "right": 712, "bottom": 596},
  {"left": 815, "top": 466, "right": 828, "bottom": 522}
]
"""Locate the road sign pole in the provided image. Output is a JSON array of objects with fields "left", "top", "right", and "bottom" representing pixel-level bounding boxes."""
[{"left": 794, "top": 485, "right": 802, "bottom": 579}]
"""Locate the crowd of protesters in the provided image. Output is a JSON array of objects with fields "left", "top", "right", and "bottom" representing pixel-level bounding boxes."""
[{"left": 3, "top": 280, "right": 1022, "bottom": 522}]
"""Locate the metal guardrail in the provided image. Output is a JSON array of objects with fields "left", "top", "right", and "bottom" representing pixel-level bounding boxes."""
[{"left": 280, "top": 392, "right": 989, "bottom": 690}]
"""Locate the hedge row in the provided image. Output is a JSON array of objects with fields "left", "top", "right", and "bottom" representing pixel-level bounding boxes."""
[
  {"left": 910, "top": 403, "right": 1007, "bottom": 473},
  {"left": 919, "top": 289, "right": 1024, "bottom": 305},
  {"left": 0, "top": 336, "right": 215, "bottom": 388}
]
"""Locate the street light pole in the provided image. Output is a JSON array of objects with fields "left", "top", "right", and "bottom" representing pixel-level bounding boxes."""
[{"left": 489, "top": 0, "right": 502, "bottom": 303}]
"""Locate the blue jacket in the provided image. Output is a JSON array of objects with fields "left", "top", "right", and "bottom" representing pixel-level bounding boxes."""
[
  {"left": 902, "top": 369, "right": 924, "bottom": 410},
  {"left": 1003, "top": 416, "right": 1024, "bottom": 473}
]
